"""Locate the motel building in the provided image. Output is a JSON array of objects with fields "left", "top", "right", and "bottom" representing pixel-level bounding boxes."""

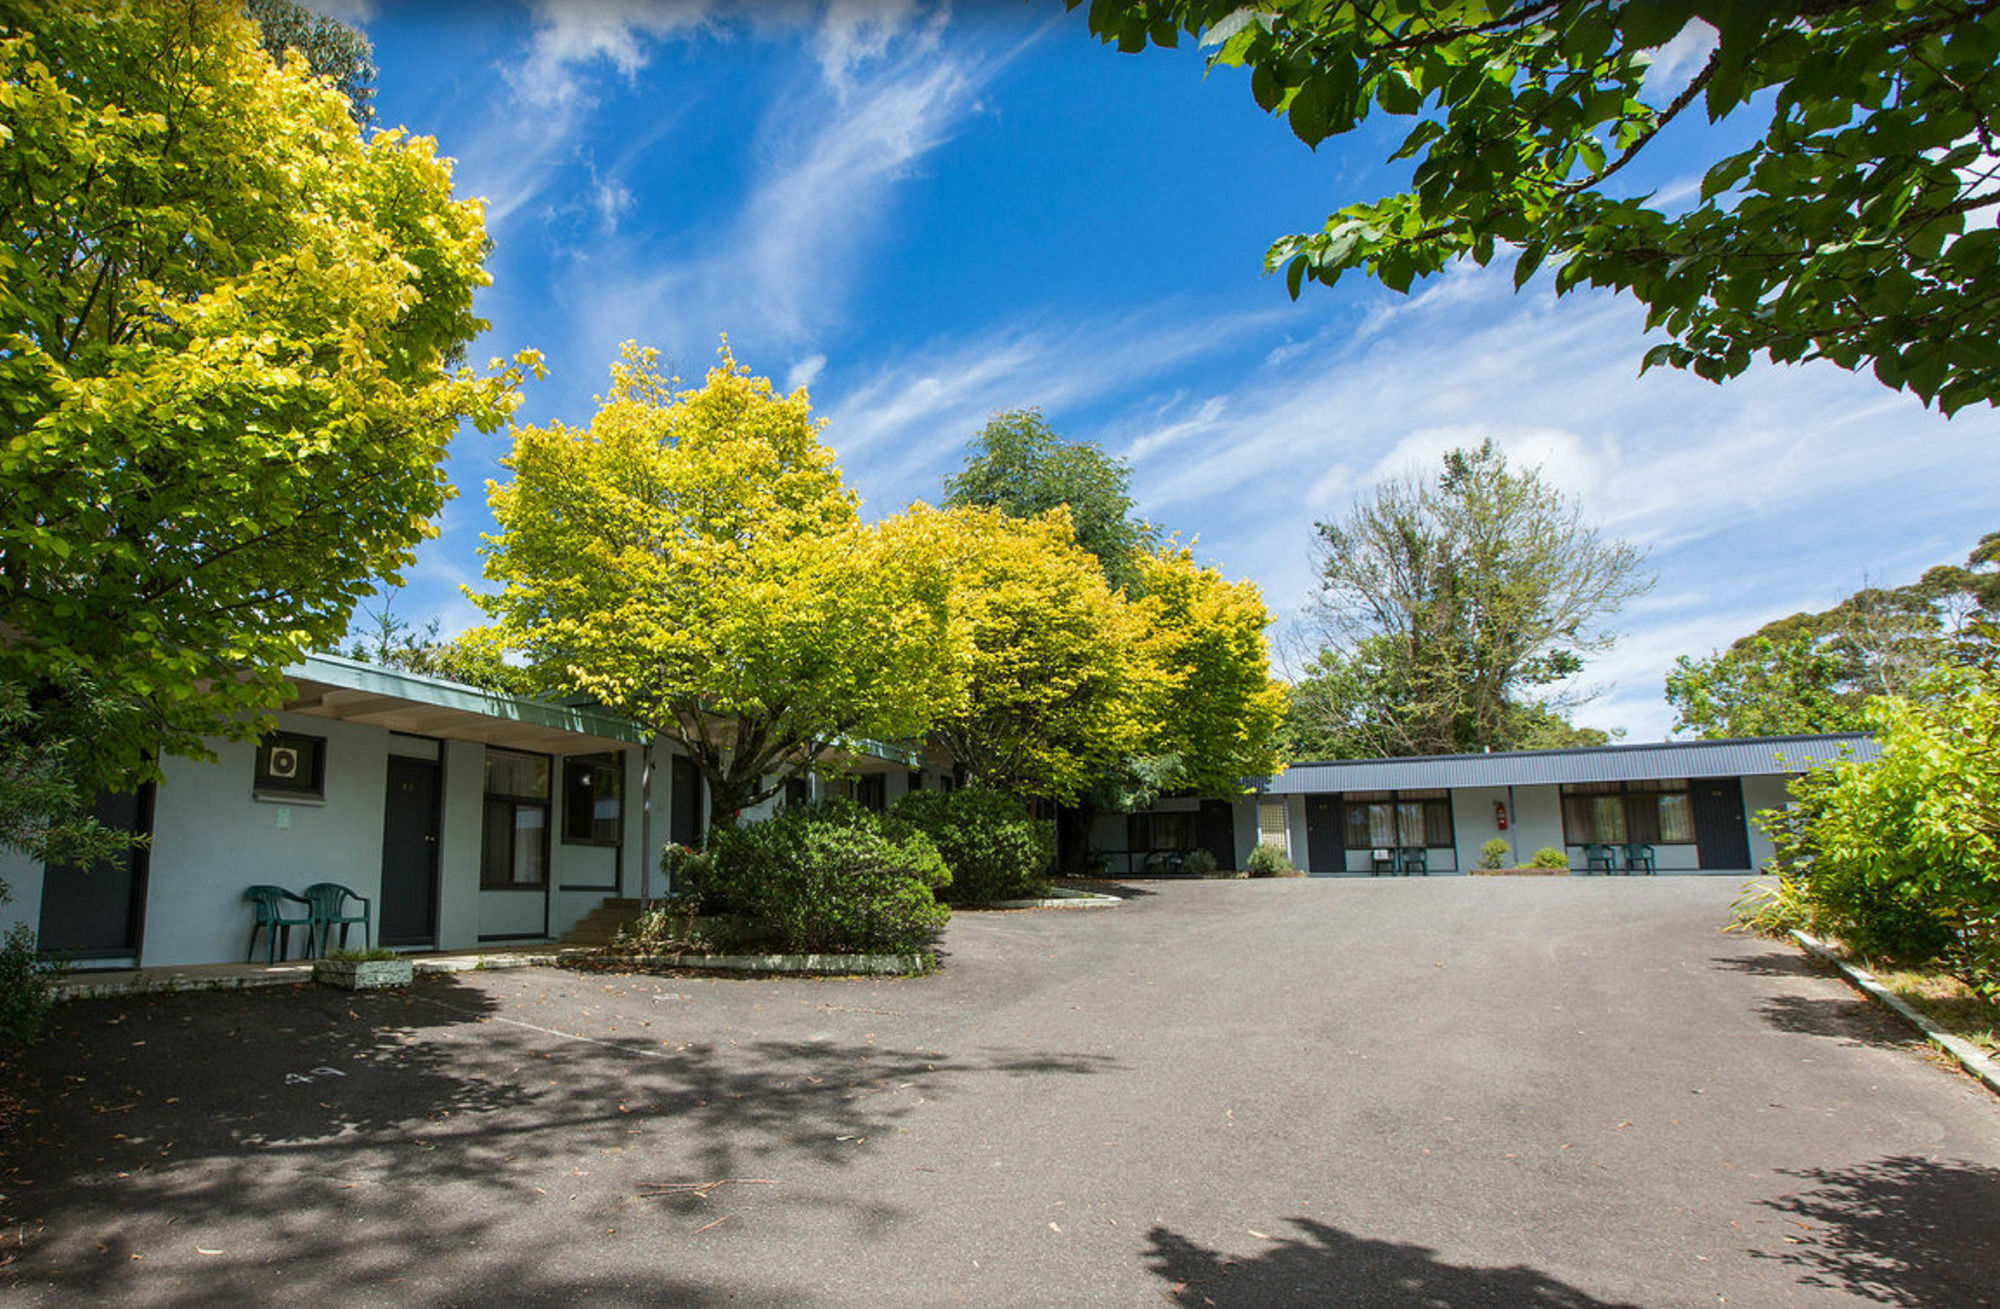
[
  {"left": 1088, "top": 734, "right": 1877, "bottom": 878},
  {"left": 0, "top": 651, "right": 1876, "bottom": 973},
  {"left": 0, "top": 655, "right": 946, "bottom": 971}
]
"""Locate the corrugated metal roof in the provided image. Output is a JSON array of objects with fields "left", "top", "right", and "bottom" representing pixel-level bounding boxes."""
[{"left": 1262, "top": 734, "right": 1877, "bottom": 795}]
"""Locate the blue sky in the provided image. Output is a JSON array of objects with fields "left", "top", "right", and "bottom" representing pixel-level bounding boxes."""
[{"left": 339, "top": 0, "right": 2000, "bottom": 741}]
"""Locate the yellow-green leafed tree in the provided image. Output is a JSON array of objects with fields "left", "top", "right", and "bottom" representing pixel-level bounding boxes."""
[
  {"left": 478, "top": 343, "right": 953, "bottom": 827},
  {"left": 1131, "top": 544, "right": 1287, "bottom": 795},
  {"left": 897, "top": 504, "right": 1158, "bottom": 803},
  {"left": 0, "top": 1, "right": 526, "bottom": 784}
]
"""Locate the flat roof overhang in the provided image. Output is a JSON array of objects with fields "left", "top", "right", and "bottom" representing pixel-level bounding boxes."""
[{"left": 281, "top": 654, "right": 646, "bottom": 755}]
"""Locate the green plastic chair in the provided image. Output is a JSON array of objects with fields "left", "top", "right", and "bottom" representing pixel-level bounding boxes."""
[
  {"left": 304, "top": 882, "right": 372, "bottom": 956},
  {"left": 1397, "top": 847, "right": 1428, "bottom": 876},
  {"left": 1622, "top": 843, "right": 1657, "bottom": 875},
  {"left": 245, "top": 885, "right": 313, "bottom": 964},
  {"left": 1584, "top": 843, "right": 1617, "bottom": 874}
]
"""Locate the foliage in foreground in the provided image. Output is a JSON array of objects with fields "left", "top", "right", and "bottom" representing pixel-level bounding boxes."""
[
  {"left": 1, "top": 1, "right": 525, "bottom": 788},
  {"left": 0, "top": 924, "right": 59, "bottom": 1049},
  {"left": 1479, "top": 838, "right": 1510, "bottom": 870},
  {"left": 1074, "top": 1, "right": 2000, "bottom": 414},
  {"left": 889, "top": 787, "right": 1054, "bottom": 906},
  {"left": 680, "top": 801, "right": 950, "bottom": 954},
  {"left": 1527, "top": 846, "right": 1571, "bottom": 871},
  {"left": 1757, "top": 671, "right": 2000, "bottom": 994}
]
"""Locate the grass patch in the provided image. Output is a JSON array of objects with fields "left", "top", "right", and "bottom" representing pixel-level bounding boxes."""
[{"left": 1844, "top": 956, "right": 2000, "bottom": 1057}]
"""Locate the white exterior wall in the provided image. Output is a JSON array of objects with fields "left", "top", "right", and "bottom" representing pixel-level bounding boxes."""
[
  {"left": 1452, "top": 786, "right": 1512, "bottom": 873},
  {"left": 146, "top": 715, "right": 389, "bottom": 967},
  {"left": 9, "top": 710, "right": 645, "bottom": 966},
  {"left": 1741, "top": 774, "right": 1791, "bottom": 872}
]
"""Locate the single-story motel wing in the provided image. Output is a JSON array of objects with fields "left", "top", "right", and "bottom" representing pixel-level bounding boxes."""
[
  {"left": 1, "top": 653, "right": 1877, "bottom": 970},
  {"left": 0, "top": 655, "right": 941, "bottom": 971},
  {"left": 1086, "top": 733, "right": 1878, "bottom": 879}
]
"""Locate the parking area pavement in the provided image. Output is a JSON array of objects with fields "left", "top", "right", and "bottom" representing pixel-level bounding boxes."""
[{"left": 2, "top": 876, "right": 1995, "bottom": 1307}]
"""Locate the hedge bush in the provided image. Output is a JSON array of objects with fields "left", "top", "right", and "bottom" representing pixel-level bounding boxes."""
[
  {"left": 686, "top": 800, "right": 950, "bottom": 954},
  {"left": 1245, "top": 842, "right": 1296, "bottom": 877},
  {"left": 1759, "top": 674, "right": 2000, "bottom": 989},
  {"left": 1479, "top": 838, "right": 1510, "bottom": 869},
  {"left": 889, "top": 787, "right": 1053, "bottom": 906},
  {"left": 1528, "top": 847, "right": 1571, "bottom": 870}
]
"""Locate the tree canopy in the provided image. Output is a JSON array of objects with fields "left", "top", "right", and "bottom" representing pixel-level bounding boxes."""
[
  {"left": 1129, "top": 544, "right": 1287, "bottom": 794},
  {"left": 247, "top": 0, "right": 376, "bottom": 125},
  {"left": 1288, "top": 440, "right": 1649, "bottom": 757},
  {"left": 942, "top": 409, "right": 1159, "bottom": 594},
  {"left": 1666, "top": 530, "right": 2000, "bottom": 737},
  {"left": 477, "top": 344, "right": 954, "bottom": 823},
  {"left": 1072, "top": 1, "right": 2000, "bottom": 414},
  {"left": 902, "top": 504, "right": 1157, "bottom": 803},
  {"left": 0, "top": 1, "right": 521, "bottom": 788}
]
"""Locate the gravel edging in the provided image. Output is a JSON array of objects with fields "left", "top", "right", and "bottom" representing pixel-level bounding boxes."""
[
  {"left": 972, "top": 890, "right": 1123, "bottom": 909},
  {"left": 1790, "top": 929, "right": 2000, "bottom": 1095},
  {"left": 586, "top": 951, "right": 932, "bottom": 976}
]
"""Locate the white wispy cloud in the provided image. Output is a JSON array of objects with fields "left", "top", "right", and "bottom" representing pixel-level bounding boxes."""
[
  {"left": 508, "top": 0, "right": 719, "bottom": 109},
  {"left": 1108, "top": 265, "right": 2000, "bottom": 738},
  {"left": 818, "top": 302, "right": 1291, "bottom": 511}
]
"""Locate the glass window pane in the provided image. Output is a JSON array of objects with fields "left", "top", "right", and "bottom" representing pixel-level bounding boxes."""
[
  {"left": 1626, "top": 793, "right": 1661, "bottom": 843},
  {"left": 1366, "top": 803, "right": 1395, "bottom": 848},
  {"left": 1423, "top": 800, "right": 1454, "bottom": 848},
  {"left": 1395, "top": 802, "right": 1424, "bottom": 846},
  {"left": 1345, "top": 804, "right": 1372, "bottom": 848},
  {"left": 482, "top": 798, "right": 511, "bottom": 887},
  {"left": 1658, "top": 792, "right": 1694, "bottom": 843},
  {"left": 486, "top": 749, "right": 549, "bottom": 799},
  {"left": 1589, "top": 795, "right": 1627, "bottom": 842},
  {"left": 513, "top": 805, "right": 547, "bottom": 884}
]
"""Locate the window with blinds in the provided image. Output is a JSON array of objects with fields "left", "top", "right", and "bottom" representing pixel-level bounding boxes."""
[
  {"left": 1340, "top": 789, "right": 1453, "bottom": 849},
  {"left": 1560, "top": 779, "right": 1694, "bottom": 844}
]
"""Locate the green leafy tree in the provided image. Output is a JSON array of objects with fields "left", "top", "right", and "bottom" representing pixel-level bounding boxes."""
[
  {"left": 0, "top": 1, "right": 524, "bottom": 791},
  {"left": 1130, "top": 543, "right": 1287, "bottom": 792},
  {"left": 1668, "top": 531, "right": 2000, "bottom": 737},
  {"left": 901, "top": 504, "right": 1158, "bottom": 803},
  {"left": 478, "top": 344, "right": 953, "bottom": 827},
  {"left": 943, "top": 409, "right": 1159, "bottom": 594},
  {"left": 1291, "top": 440, "right": 1649, "bottom": 757},
  {"left": 247, "top": 0, "right": 376, "bottom": 125},
  {"left": 1073, "top": 1, "right": 2000, "bottom": 413},
  {"left": 1763, "top": 667, "right": 2000, "bottom": 991}
]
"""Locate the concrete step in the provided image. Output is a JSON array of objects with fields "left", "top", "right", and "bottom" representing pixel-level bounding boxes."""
[{"left": 560, "top": 898, "right": 646, "bottom": 946}]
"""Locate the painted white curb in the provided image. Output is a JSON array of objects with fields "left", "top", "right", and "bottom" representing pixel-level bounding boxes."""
[{"left": 1790, "top": 930, "right": 2000, "bottom": 1096}]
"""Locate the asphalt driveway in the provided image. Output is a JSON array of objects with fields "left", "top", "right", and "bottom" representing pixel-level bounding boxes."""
[{"left": 2, "top": 877, "right": 1995, "bottom": 1307}]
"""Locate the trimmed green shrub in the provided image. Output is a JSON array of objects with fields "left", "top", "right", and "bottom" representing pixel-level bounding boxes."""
[
  {"left": 1528, "top": 847, "right": 1571, "bottom": 870},
  {"left": 1183, "top": 848, "right": 1220, "bottom": 877},
  {"left": 1480, "top": 838, "right": 1511, "bottom": 870},
  {"left": 889, "top": 787, "right": 1053, "bottom": 906},
  {"left": 692, "top": 800, "right": 950, "bottom": 953},
  {"left": 1245, "top": 841, "right": 1295, "bottom": 877},
  {"left": 0, "top": 924, "right": 56, "bottom": 1048}
]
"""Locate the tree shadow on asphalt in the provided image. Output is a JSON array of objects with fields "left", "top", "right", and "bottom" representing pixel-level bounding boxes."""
[
  {"left": 1710, "top": 952, "right": 1920, "bottom": 1051},
  {"left": 1143, "top": 1218, "right": 1644, "bottom": 1308},
  {"left": 1752, "top": 1155, "right": 2000, "bottom": 1307},
  {"left": 0, "top": 973, "right": 1115, "bottom": 1306}
]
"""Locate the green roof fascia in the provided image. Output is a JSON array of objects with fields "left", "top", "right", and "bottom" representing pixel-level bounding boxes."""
[
  {"left": 291, "top": 653, "right": 651, "bottom": 747},
  {"left": 837, "top": 735, "right": 924, "bottom": 768}
]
